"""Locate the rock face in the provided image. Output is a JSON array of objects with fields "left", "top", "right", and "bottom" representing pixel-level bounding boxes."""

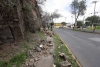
[{"left": 0, "top": 0, "right": 42, "bottom": 43}]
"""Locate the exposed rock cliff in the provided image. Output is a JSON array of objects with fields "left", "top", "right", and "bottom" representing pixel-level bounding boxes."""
[{"left": 0, "top": 0, "right": 42, "bottom": 44}]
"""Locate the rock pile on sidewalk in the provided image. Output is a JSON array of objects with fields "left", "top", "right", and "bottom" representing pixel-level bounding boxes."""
[
  {"left": 21, "top": 31, "right": 54, "bottom": 67},
  {"left": 59, "top": 53, "right": 72, "bottom": 67},
  {"left": 21, "top": 30, "right": 72, "bottom": 67}
]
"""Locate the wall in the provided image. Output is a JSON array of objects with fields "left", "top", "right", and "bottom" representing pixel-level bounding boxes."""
[{"left": 0, "top": 0, "right": 42, "bottom": 44}]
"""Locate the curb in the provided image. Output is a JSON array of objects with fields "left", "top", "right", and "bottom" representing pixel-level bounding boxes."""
[
  {"left": 56, "top": 33, "right": 82, "bottom": 67},
  {"left": 70, "top": 28, "right": 100, "bottom": 35}
]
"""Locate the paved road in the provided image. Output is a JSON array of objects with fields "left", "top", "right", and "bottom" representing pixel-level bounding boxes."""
[{"left": 54, "top": 28, "right": 100, "bottom": 67}]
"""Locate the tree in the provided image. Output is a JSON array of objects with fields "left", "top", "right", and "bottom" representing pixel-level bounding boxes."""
[
  {"left": 85, "top": 21, "right": 90, "bottom": 26},
  {"left": 77, "top": 21, "right": 83, "bottom": 27},
  {"left": 41, "top": 12, "right": 51, "bottom": 29},
  {"left": 85, "top": 15, "right": 100, "bottom": 32},
  {"left": 61, "top": 22, "right": 66, "bottom": 27},
  {"left": 50, "top": 22, "right": 54, "bottom": 31},
  {"left": 50, "top": 10, "right": 61, "bottom": 30},
  {"left": 70, "top": 0, "right": 86, "bottom": 26},
  {"left": 85, "top": 15, "right": 100, "bottom": 26},
  {"left": 41, "top": 10, "right": 61, "bottom": 31}
]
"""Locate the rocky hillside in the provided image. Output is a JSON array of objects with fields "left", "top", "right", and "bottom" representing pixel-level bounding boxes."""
[{"left": 0, "top": 0, "right": 42, "bottom": 44}]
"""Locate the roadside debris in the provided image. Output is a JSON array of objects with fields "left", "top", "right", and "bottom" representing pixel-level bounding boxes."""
[
  {"left": 59, "top": 53, "right": 69, "bottom": 61},
  {"left": 59, "top": 60, "right": 72, "bottom": 67},
  {"left": 53, "top": 63, "right": 56, "bottom": 67},
  {"left": 22, "top": 31, "right": 54, "bottom": 67}
]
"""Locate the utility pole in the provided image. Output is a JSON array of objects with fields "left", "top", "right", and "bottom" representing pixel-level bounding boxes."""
[
  {"left": 92, "top": 1, "right": 98, "bottom": 16},
  {"left": 71, "top": 16, "right": 73, "bottom": 24},
  {"left": 92, "top": 1, "right": 99, "bottom": 32}
]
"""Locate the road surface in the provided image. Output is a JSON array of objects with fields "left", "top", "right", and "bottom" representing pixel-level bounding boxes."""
[{"left": 54, "top": 28, "right": 100, "bottom": 67}]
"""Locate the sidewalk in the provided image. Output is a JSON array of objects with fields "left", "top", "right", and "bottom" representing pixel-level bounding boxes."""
[
  {"left": 36, "top": 36, "right": 54, "bottom": 67},
  {"left": 21, "top": 31, "right": 54, "bottom": 67}
]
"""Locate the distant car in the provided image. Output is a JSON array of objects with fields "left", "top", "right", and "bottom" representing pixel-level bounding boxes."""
[{"left": 59, "top": 26, "right": 63, "bottom": 28}]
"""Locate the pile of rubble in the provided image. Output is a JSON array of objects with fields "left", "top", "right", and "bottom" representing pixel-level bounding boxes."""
[
  {"left": 59, "top": 53, "right": 72, "bottom": 67},
  {"left": 21, "top": 30, "right": 72, "bottom": 67},
  {"left": 21, "top": 31, "right": 54, "bottom": 67}
]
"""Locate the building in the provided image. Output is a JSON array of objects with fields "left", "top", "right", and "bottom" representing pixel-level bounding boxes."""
[{"left": 54, "top": 23, "right": 66, "bottom": 28}]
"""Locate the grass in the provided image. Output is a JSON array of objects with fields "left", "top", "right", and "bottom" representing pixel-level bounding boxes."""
[
  {"left": 36, "top": 31, "right": 45, "bottom": 39},
  {"left": 0, "top": 51, "right": 28, "bottom": 67},
  {"left": 95, "top": 26, "right": 100, "bottom": 30},
  {"left": 53, "top": 34, "right": 79, "bottom": 67},
  {"left": 0, "top": 31, "right": 45, "bottom": 67},
  {"left": 87, "top": 26, "right": 100, "bottom": 30},
  {"left": 0, "top": 41, "right": 29, "bottom": 67}
]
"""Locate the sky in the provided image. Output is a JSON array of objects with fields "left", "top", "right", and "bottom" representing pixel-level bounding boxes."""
[{"left": 42, "top": 0, "right": 100, "bottom": 24}]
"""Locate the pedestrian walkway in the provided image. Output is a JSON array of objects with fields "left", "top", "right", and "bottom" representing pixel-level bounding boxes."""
[{"left": 36, "top": 36, "right": 54, "bottom": 67}]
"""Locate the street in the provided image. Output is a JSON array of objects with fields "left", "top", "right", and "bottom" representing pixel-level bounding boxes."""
[{"left": 54, "top": 28, "right": 100, "bottom": 67}]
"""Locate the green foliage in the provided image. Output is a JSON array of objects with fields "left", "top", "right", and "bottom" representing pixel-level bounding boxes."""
[
  {"left": 70, "top": 0, "right": 86, "bottom": 24},
  {"left": 95, "top": 26, "right": 100, "bottom": 30},
  {"left": 10, "top": 52, "right": 27, "bottom": 66},
  {"left": 23, "top": 4, "right": 32, "bottom": 11},
  {"left": 36, "top": 31, "right": 45, "bottom": 39},
  {"left": 0, "top": 61, "right": 8, "bottom": 67},
  {"left": 61, "top": 22, "right": 66, "bottom": 26},
  {"left": 77, "top": 21, "right": 83, "bottom": 27},
  {"left": 70, "top": 0, "right": 79, "bottom": 14},
  {"left": 51, "top": 10, "right": 61, "bottom": 19},
  {"left": 0, "top": 51, "right": 28, "bottom": 67},
  {"left": 70, "top": 0, "right": 86, "bottom": 15},
  {"left": 85, "top": 22, "right": 90, "bottom": 26},
  {"left": 50, "top": 22, "right": 54, "bottom": 26},
  {"left": 85, "top": 15, "right": 100, "bottom": 26},
  {"left": 53, "top": 34, "right": 78, "bottom": 67}
]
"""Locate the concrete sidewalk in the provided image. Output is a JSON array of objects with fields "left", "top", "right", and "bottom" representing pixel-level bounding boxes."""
[{"left": 36, "top": 36, "right": 54, "bottom": 67}]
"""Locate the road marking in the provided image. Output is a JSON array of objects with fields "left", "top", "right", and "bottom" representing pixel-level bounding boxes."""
[{"left": 88, "top": 37, "right": 100, "bottom": 42}]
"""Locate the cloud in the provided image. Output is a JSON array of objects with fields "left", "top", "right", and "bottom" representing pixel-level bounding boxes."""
[{"left": 42, "top": 0, "right": 100, "bottom": 24}]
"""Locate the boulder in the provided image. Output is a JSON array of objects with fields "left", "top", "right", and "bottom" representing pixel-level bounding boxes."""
[
  {"left": 59, "top": 61, "right": 71, "bottom": 67},
  {"left": 36, "top": 47, "right": 42, "bottom": 52},
  {"left": 59, "top": 53, "right": 69, "bottom": 61}
]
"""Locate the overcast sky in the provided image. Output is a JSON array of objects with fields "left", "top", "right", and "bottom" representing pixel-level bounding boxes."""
[{"left": 42, "top": 0, "right": 100, "bottom": 24}]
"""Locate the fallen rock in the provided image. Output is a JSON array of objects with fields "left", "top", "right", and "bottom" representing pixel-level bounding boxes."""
[
  {"left": 47, "top": 44, "right": 53, "bottom": 46},
  {"left": 46, "top": 31, "right": 53, "bottom": 37},
  {"left": 48, "top": 41, "right": 52, "bottom": 44},
  {"left": 59, "top": 53, "right": 69, "bottom": 60},
  {"left": 34, "top": 57, "right": 39, "bottom": 62},
  {"left": 53, "top": 63, "right": 56, "bottom": 67},
  {"left": 59, "top": 61, "right": 71, "bottom": 67},
  {"left": 40, "top": 39, "right": 45, "bottom": 43},
  {"left": 30, "top": 59, "right": 34, "bottom": 63},
  {"left": 59, "top": 53, "right": 65, "bottom": 57},
  {"left": 43, "top": 45, "right": 48, "bottom": 50},
  {"left": 36, "top": 47, "right": 42, "bottom": 52},
  {"left": 53, "top": 54, "right": 56, "bottom": 59},
  {"left": 28, "top": 62, "right": 34, "bottom": 67}
]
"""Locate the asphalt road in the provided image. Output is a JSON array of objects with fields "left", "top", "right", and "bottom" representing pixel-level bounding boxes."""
[{"left": 54, "top": 28, "right": 100, "bottom": 67}]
